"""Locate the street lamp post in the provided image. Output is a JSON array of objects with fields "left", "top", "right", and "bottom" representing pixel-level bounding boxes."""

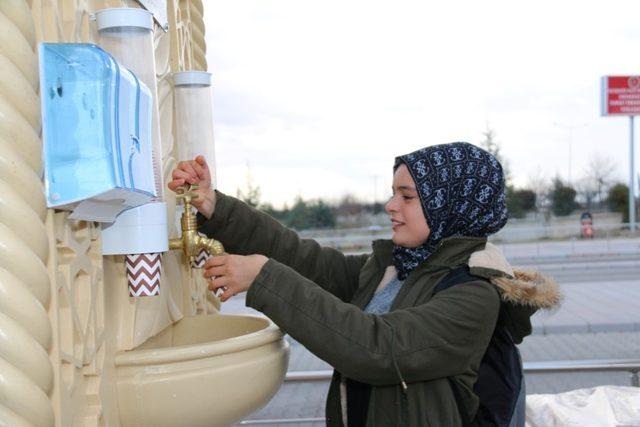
[
  {"left": 630, "top": 117, "right": 636, "bottom": 233},
  {"left": 601, "top": 75, "right": 640, "bottom": 234},
  {"left": 553, "top": 122, "right": 589, "bottom": 185}
]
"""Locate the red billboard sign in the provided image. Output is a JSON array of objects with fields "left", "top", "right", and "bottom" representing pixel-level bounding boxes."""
[{"left": 602, "top": 75, "right": 640, "bottom": 116}]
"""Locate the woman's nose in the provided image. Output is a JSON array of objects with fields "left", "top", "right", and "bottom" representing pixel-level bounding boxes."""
[{"left": 385, "top": 196, "right": 396, "bottom": 213}]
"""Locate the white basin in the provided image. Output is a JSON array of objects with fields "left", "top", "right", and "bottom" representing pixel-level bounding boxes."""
[{"left": 115, "top": 314, "right": 289, "bottom": 427}]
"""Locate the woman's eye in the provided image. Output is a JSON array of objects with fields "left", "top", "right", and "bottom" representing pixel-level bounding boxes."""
[{"left": 402, "top": 196, "right": 415, "bottom": 200}]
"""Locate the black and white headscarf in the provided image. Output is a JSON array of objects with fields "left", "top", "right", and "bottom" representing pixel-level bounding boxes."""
[{"left": 392, "top": 142, "right": 509, "bottom": 279}]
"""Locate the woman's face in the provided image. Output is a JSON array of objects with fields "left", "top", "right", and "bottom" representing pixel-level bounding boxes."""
[{"left": 385, "top": 164, "right": 431, "bottom": 248}]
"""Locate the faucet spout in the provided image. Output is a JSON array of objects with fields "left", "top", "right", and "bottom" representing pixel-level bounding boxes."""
[
  {"left": 194, "top": 234, "right": 225, "bottom": 256},
  {"left": 170, "top": 185, "right": 225, "bottom": 260},
  {"left": 169, "top": 238, "right": 184, "bottom": 251}
]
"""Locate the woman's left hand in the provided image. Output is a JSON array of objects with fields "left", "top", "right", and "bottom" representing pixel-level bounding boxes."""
[{"left": 203, "top": 254, "right": 269, "bottom": 302}]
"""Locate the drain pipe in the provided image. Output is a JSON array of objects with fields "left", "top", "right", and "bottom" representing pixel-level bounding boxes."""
[
  {"left": 173, "top": 71, "right": 217, "bottom": 268},
  {"left": 95, "top": 8, "right": 168, "bottom": 296}
]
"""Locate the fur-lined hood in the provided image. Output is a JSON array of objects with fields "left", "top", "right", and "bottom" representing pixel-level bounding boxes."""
[{"left": 468, "top": 243, "right": 561, "bottom": 310}]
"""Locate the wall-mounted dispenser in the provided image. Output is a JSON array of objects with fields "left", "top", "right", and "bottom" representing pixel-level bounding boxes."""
[
  {"left": 39, "top": 43, "right": 157, "bottom": 222},
  {"left": 94, "top": 8, "right": 164, "bottom": 196},
  {"left": 173, "top": 71, "right": 217, "bottom": 268},
  {"left": 102, "top": 204, "right": 167, "bottom": 297},
  {"left": 173, "top": 71, "right": 217, "bottom": 187},
  {"left": 92, "top": 8, "right": 168, "bottom": 297}
]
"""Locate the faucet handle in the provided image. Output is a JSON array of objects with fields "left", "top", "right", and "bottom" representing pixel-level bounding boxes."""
[{"left": 176, "top": 184, "right": 200, "bottom": 205}]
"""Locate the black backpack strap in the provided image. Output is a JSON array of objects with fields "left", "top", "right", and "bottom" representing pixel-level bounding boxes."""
[
  {"left": 447, "top": 377, "right": 472, "bottom": 427},
  {"left": 434, "top": 266, "right": 523, "bottom": 427},
  {"left": 433, "top": 266, "right": 483, "bottom": 295},
  {"left": 345, "top": 377, "right": 371, "bottom": 426},
  {"left": 473, "top": 311, "right": 523, "bottom": 427},
  {"left": 344, "top": 267, "right": 482, "bottom": 426},
  {"left": 433, "top": 266, "right": 486, "bottom": 427}
]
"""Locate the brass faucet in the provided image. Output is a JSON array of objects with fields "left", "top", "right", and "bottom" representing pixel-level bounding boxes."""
[{"left": 169, "top": 184, "right": 225, "bottom": 259}]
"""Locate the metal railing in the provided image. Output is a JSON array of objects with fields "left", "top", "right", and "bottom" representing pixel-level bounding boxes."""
[
  {"left": 302, "top": 223, "right": 639, "bottom": 255},
  {"left": 524, "top": 358, "right": 640, "bottom": 387},
  {"left": 284, "top": 359, "right": 640, "bottom": 386},
  {"left": 239, "top": 359, "right": 640, "bottom": 425}
]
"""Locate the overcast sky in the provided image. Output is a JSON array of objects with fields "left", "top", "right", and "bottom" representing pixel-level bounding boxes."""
[{"left": 202, "top": 0, "right": 640, "bottom": 207}]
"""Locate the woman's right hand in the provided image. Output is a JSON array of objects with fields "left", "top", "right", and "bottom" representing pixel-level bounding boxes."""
[{"left": 168, "top": 155, "right": 216, "bottom": 219}]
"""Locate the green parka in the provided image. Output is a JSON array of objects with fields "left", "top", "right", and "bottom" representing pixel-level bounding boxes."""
[{"left": 198, "top": 192, "right": 560, "bottom": 426}]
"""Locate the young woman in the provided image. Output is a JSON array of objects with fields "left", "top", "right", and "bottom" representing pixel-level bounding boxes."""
[{"left": 168, "top": 142, "right": 559, "bottom": 426}]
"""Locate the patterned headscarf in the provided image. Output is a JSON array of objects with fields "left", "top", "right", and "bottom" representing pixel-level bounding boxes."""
[{"left": 392, "top": 142, "right": 508, "bottom": 279}]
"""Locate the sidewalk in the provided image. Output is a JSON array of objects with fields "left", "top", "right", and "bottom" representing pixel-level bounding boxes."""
[
  {"left": 221, "top": 238, "right": 640, "bottom": 335},
  {"left": 222, "top": 278, "right": 640, "bottom": 336},
  {"left": 496, "top": 237, "right": 640, "bottom": 260},
  {"left": 224, "top": 238, "right": 640, "bottom": 425},
  {"left": 241, "top": 331, "right": 640, "bottom": 424},
  {"left": 531, "top": 280, "right": 640, "bottom": 335}
]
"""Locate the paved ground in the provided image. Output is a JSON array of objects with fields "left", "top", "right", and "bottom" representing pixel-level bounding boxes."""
[
  {"left": 531, "top": 280, "right": 640, "bottom": 334},
  {"left": 223, "top": 257, "right": 640, "bottom": 336},
  {"left": 497, "top": 236, "right": 640, "bottom": 260},
  {"left": 220, "top": 237, "right": 640, "bottom": 426},
  {"left": 519, "top": 331, "right": 640, "bottom": 393},
  {"left": 238, "top": 331, "right": 640, "bottom": 426}
]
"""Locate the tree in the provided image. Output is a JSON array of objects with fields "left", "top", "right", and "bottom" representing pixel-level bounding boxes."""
[
  {"left": 506, "top": 186, "right": 536, "bottom": 218},
  {"left": 479, "top": 124, "right": 511, "bottom": 184},
  {"left": 527, "top": 171, "right": 551, "bottom": 218},
  {"left": 236, "top": 164, "right": 261, "bottom": 208},
  {"left": 550, "top": 177, "right": 578, "bottom": 216},
  {"left": 583, "top": 154, "right": 617, "bottom": 208},
  {"left": 574, "top": 177, "right": 598, "bottom": 211},
  {"left": 307, "top": 200, "right": 336, "bottom": 229},
  {"left": 368, "top": 201, "right": 385, "bottom": 215},
  {"left": 260, "top": 202, "right": 289, "bottom": 223},
  {"left": 285, "top": 197, "right": 336, "bottom": 230},
  {"left": 286, "top": 197, "right": 310, "bottom": 230},
  {"left": 335, "top": 194, "right": 362, "bottom": 217},
  {"left": 608, "top": 183, "right": 629, "bottom": 222}
]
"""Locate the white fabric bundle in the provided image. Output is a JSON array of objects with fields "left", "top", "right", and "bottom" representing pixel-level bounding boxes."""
[{"left": 526, "top": 386, "right": 640, "bottom": 427}]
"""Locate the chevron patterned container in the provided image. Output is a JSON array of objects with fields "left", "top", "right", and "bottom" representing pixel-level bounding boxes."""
[
  {"left": 125, "top": 253, "right": 162, "bottom": 297},
  {"left": 190, "top": 249, "right": 210, "bottom": 268}
]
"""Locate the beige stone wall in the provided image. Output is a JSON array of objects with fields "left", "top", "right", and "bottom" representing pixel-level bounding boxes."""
[
  {"left": 0, "top": 1, "right": 53, "bottom": 425},
  {"left": 0, "top": 1, "right": 215, "bottom": 425}
]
